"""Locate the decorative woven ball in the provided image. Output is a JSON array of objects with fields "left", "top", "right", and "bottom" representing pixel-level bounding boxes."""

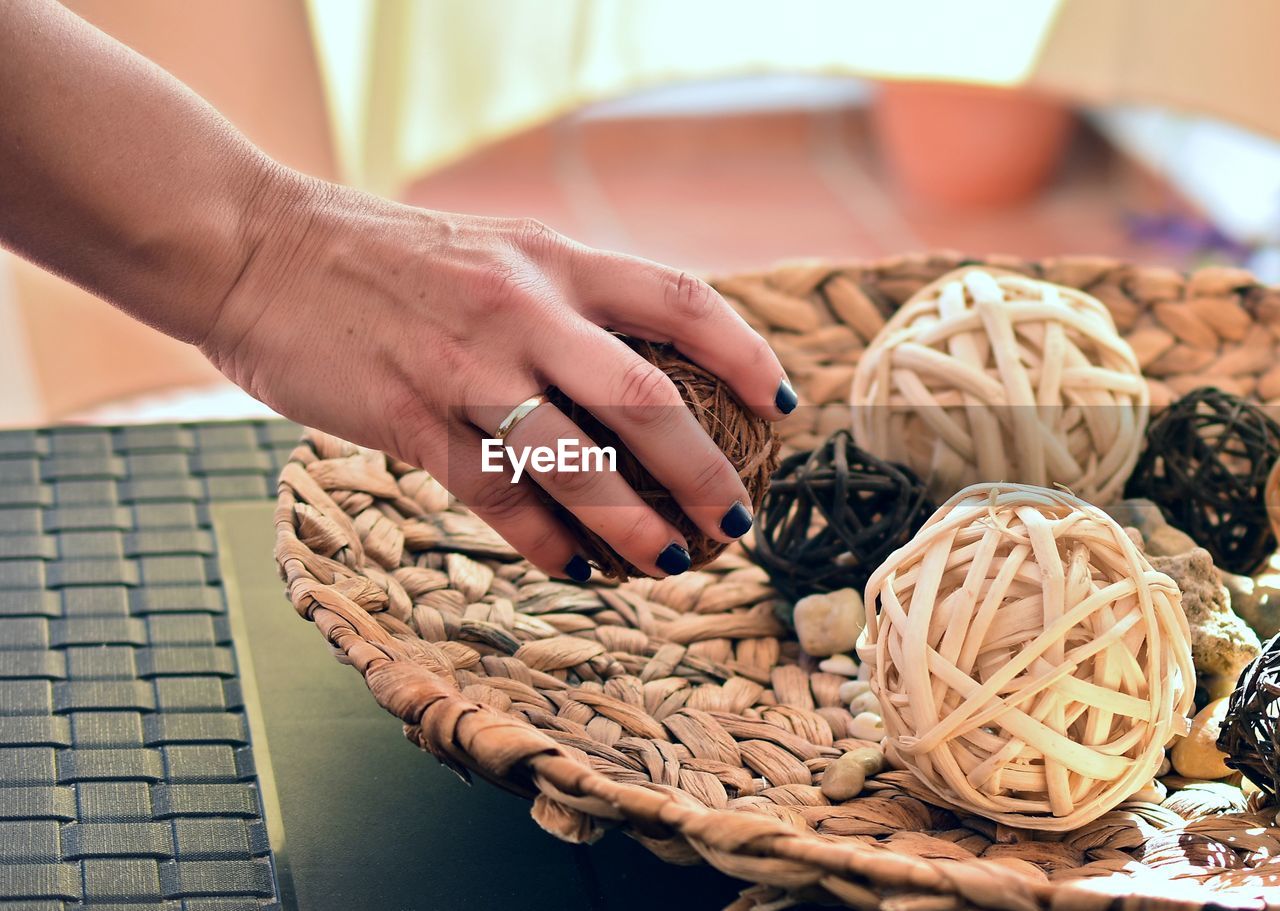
[
  {"left": 546, "top": 336, "right": 781, "bottom": 580},
  {"left": 858, "top": 482, "right": 1195, "bottom": 830},
  {"left": 1126, "top": 386, "right": 1280, "bottom": 576},
  {"left": 747, "top": 429, "right": 933, "bottom": 603},
  {"left": 1218, "top": 632, "right": 1280, "bottom": 796},
  {"left": 850, "top": 267, "right": 1148, "bottom": 505}
]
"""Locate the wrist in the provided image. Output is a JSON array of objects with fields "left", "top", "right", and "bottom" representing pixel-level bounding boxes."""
[{"left": 198, "top": 161, "right": 334, "bottom": 363}]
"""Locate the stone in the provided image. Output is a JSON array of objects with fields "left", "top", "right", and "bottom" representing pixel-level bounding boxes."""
[
  {"left": 848, "top": 691, "right": 882, "bottom": 716},
  {"left": 845, "top": 746, "right": 885, "bottom": 776},
  {"left": 1125, "top": 779, "right": 1168, "bottom": 804},
  {"left": 1104, "top": 498, "right": 1200, "bottom": 558},
  {"left": 820, "top": 752, "right": 867, "bottom": 801},
  {"left": 794, "top": 588, "right": 865, "bottom": 658},
  {"left": 1223, "top": 562, "right": 1280, "bottom": 640},
  {"left": 849, "top": 711, "right": 886, "bottom": 742},
  {"left": 1149, "top": 547, "right": 1261, "bottom": 699},
  {"left": 1123, "top": 527, "right": 1145, "bottom": 551},
  {"left": 1171, "top": 698, "right": 1232, "bottom": 780},
  {"left": 1145, "top": 525, "right": 1200, "bottom": 557},
  {"left": 818, "top": 654, "right": 859, "bottom": 677},
  {"left": 839, "top": 680, "right": 871, "bottom": 703},
  {"left": 1105, "top": 498, "right": 1169, "bottom": 542}
]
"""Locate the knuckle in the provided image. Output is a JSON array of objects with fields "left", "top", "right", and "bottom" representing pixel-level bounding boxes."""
[
  {"left": 513, "top": 217, "right": 562, "bottom": 256},
  {"left": 473, "top": 260, "right": 528, "bottom": 313},
  {"left": 471, "top": 474, "right": 529, "bottom": 525},
  {"left": 611, "top": 511, "right": 661, "bottom": 558},
  {"left": 541, "top": 460, "right": 598, "bottom": 500},
  {"left": 665, "top": 271, "right": 718, "bottom": 322},
  {"left": 384, "top": 399, "right": 440, "bottom": 469},
  {"left": 615, "top": 359, "right": 678, "bottom": 426},
  {"left": 521, "top": 519, "right": 564, "bottom": 565},
  {"left": 687, "top": 454, "right": 733, "bottom": 505}
]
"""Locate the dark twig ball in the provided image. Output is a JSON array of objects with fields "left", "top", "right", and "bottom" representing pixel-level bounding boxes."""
[
  {"left": 746, "top": 429, "right": 934, "bottom": 603},
  {"left": 546, "top": 337, "right": 781, "bottom": 581},
  {"left": 1219, "top": 632, "right": 1280, "bottom": 797},
  {"left": 1126, "top": 387, "right": 1280, "bottom": 575}
]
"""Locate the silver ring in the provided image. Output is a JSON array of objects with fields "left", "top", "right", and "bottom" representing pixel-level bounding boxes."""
[{"left": 495, "top": 393, "right": 550, "bottom": 440}]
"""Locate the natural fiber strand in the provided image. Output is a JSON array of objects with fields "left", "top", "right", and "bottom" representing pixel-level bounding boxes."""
[
  {"left": 860, "top": 482, "right": 1195, "bottom": 831},
  {"left": 850, "top": 267, "right": 1149, "bottom": 505},
  {"left": 747, "top": 429, "right": 933, "bottom": 603},
  {"left": 1127, "top": 386, "right": 1280, "bottom": 575},
  {"left": 1219, "top": 632, "right": 1280, "bottom": 797}
]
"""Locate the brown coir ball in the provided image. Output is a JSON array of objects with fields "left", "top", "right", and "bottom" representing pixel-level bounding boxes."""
[{"left": 547, "top": 337, "right": 780, "bottom": 580}]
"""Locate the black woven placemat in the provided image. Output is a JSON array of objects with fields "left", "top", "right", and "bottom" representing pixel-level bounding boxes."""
[
  {"left": 0, "top": 420, "right": 746, "bottom": 911},
  {"left": 0, "top": 420, "right": 299, "bottom": 909}
]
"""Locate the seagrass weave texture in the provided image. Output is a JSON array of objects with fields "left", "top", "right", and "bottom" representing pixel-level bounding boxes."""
[
  {"left": 861, "top": 482, "right": 1195, "bottom": 831},
  {"left": 276, "top": 253, "right": 1280, "bottom": 911},
  {"left": 850, "top": 268, "right": 1148, "bottom": 505}
]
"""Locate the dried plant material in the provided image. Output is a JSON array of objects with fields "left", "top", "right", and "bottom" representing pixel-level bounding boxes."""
[
  {"left": 1128, "top": 386, "right": 1280, "bottom": 575},
  {"left": 749, "top": 429, "right": 932, "bottom": 602},
  {"left": 851, "top": 268, "right": 1148, "bottom": 504},
  {"left": 861, "top": 482, "right": 1195, "bottom": 830}
]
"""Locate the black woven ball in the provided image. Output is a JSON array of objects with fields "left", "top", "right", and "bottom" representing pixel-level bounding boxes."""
[
  {"left": 1219, "top": 632, "right": 1280, "bottom": 797},
  {"left": 747, "top": 429, "right": 934, "bottom": 604},
  {"left": 1126, "top": 387, "right": 1280, "bottom": 575}
]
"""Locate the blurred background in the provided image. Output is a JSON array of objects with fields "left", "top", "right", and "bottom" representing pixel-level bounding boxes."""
[{"left": 2, "top": 0, "right": 1278, "bottom": 428}]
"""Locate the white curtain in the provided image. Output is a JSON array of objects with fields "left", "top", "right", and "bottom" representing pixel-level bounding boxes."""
[{"left": 307, "top": 0, "right": 1066, "bottom": 195}]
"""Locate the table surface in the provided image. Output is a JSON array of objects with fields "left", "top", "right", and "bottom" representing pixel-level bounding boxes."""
[{"left": 0, "top": 420, "right": 742, "bottom": 910}]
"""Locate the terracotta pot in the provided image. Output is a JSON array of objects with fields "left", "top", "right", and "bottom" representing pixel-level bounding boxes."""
[{"left": 871, "top": 81, "right": 1074, "bottom": 210}]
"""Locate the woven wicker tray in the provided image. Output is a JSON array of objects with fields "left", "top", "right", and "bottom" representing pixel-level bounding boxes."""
[{"left": 274, "top": 253, "right": 1280, "bottom": 911}]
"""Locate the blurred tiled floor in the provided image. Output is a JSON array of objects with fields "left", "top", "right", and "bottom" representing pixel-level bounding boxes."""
[{"left": 403, "top": 108, "right": 1203, "bottom": 275}]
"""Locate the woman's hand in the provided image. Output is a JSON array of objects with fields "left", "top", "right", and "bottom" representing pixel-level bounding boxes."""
[
  {"left": 0, "top": 0, "right": 792, "bottom": 580},
  {"left": 203, "top": 171, "right": 795, "bottom": 580}
]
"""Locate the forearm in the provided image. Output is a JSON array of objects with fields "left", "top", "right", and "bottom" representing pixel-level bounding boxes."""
[{"left": 0, "top": 0, "right": 298, "bottom": 344}]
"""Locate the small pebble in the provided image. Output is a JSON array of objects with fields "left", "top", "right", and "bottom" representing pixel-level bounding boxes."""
[
  {"left": 849, "top": 711, "right": 885, "bottom": 742},
  {"left": 845, "top": 746, "right": 885, "bottom": 776},
  {"left": 1224, "top": 569, "right": 1280, "bottom": 640},
  {"left": 1126, "top": 780, "right": 1167, "bottom": 804},
  {"left": 818, "top": 654, "right": 859, "bottom": 677},
  {"left": 1171, "top": 697, "right": 1232, "bottom": 780},
  {"left": 820, "top": 752, "right": 867, "bottom": 801},
  {"left": 848, "top": 691, "right": 881, "bottom": 716},
  {"left": 1157, "top": 755, "right": 1171, "bottom": 777},
  {"left": 1145, "top": 525, "right": 1198, "bottom": 556},
  {"left": 838, "top": 680, "right": 871, "bottom": 703},
  {"left": 794, "top": 589, "right": 865, "bottom": 657}
]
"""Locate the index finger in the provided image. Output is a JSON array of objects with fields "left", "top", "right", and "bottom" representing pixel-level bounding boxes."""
[{"left": 570, "top": 251, "right": 797, "bottom": 419}]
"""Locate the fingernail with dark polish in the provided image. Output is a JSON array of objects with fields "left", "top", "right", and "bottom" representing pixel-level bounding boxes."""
[
  {"left": 563, "top": 555, "right": 592, "bottom": 583},
  {"left": 775, "top": 378, "right": 798, "bottom": 415},
  {"left": 720, "top": 502, "right": 752, "bottom": 538},
  {"left": 656, "top": 542, "right": 691, "bottom": 576}
]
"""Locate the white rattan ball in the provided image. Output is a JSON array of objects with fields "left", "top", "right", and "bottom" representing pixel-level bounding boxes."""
[
  {"left": 858, "top": 483, "right": 1194, "bottom": 831},
  {"left": 850, "top": 268, "right": 1148, "bottom": 504}
]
